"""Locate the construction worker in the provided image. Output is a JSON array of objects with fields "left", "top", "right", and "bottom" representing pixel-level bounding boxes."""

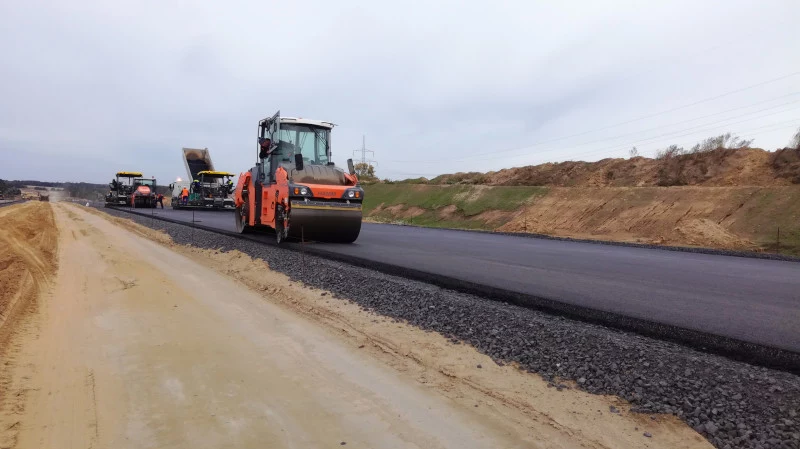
[
  {"left": 226, "top": 179, "right": 234, "bottom": 194},
  {"left": 181, "top": 186, "right": 189, "bottom": 205},
  {"left": 156, "top": 193, "right": 164, "bottom": 209},
  {"left": 192, "top": 179, "right": 201, "bottom": 194},
  {"left": 258, "top": 137, "right": 272, "bottom": 158}
]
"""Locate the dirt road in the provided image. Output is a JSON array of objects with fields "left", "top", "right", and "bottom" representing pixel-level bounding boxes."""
[{"left": 0, "top": 203, "right": 711, "bottom": 448}]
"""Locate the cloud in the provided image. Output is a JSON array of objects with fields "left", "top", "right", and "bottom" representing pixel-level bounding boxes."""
[{"left": 0, "top": 0, "right": 798, "bottom": 182}]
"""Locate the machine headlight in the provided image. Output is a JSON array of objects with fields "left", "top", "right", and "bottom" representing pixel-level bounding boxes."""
[
  {"left": 342, "top": 188, "right": 363, "bottom": 200},
  {"left": 291, "top": 185, "right": 312, "bottom": 196}
]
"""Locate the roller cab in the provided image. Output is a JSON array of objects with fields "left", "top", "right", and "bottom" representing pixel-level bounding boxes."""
[
  {"left": 131, "top": 177, "right": 157, "bottom": 208},
  {"left": 234, "top": 112, "right": 363, "bottom": 243}
]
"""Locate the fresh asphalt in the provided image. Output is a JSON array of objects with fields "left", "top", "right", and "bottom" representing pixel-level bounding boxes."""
[{"left": 124, "top": 207, "right": 800, "bottom": 353}]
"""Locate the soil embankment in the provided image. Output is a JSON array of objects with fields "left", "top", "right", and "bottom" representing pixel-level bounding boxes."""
[
  {"left": 365, "top": 184, "right": 800, "bottom": 254},
  {"left": 0, "top": 202, "right": 57, "bottom": 333},
  {"left": 428, "top": 147, "right": 800, "bottom": 187},
  {"left": 368, "top": 148, "right": 800, "bottom": 254}
]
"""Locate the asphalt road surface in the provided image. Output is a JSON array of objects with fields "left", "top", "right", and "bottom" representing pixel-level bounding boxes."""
[{"left": 123, "top": 207, "right": 800, "bottom": 353}]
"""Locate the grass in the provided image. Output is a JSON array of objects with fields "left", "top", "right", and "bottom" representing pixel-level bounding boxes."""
[
  {"left": 740, "top": 188, "right": 800, "bottom": 256},
  {"left": 368, "top": 211, "right": 498, "bottom": 230},
  {"left": 362, "top": 184, "right": 548, "bottom": 231},
  {"left": 363, "top": 184, "right": 547, "bottom": 217}
]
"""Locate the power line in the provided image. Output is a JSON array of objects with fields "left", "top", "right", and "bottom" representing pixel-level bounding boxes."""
[
  {"left": 393, "top": 114, "right": 798, "bottom": 176},
  {"left": 502, "top": 103, "right": 800, "bottom": 163},
  {"left": 520, "top": 95, "right": 799, "bottom": 155},
  {"left": 388, "top": 71, "right": 800, "bottom": 163},
  {"left": 387, "top": 24, "right": 792, "bottom": 144},
  {"left": 387, "top": 120, "right": 799, "bottom": 180},
  {"left": 563, "top": 109, "right": 800, "bottom": 160},
  {"left": 405, "top": 94, "right": 800, "bottom": 165},
  {"left": 565, "top": 117, "right": 800, "bottom": 161}
]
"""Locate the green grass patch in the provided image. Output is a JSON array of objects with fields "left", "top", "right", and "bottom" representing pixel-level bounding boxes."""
[
  {"left": 368, "top": 210, "right": 496, "bottom": 230},
  {"left": 363, "top": 184, "right": 547, "bottom": 217}
]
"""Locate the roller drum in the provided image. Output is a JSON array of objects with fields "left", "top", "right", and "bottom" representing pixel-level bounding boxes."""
[{"left": 289, "top": 200, "right": 362, "bottom": 243}]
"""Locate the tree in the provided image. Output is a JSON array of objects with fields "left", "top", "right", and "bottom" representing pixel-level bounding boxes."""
[
  {"left": 354, "top": 162, "right": 377, "bottom": 181},
  {"left": 629, "top": 146, "right": 639, "bottom": 158},
  {"left": 790, "top": 126, "right": 800, "bottom": 149}
]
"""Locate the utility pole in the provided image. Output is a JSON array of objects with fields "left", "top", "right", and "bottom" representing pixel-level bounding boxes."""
[
  {"left": 352, "top": 135, "right": 378, "bottom": 178},
  {"left": 353, "top": 135, "right": 377, "bottom": 165}
]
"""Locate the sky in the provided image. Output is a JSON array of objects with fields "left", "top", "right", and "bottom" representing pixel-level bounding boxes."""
[{"left": 0, "top": 0, "right": 798, "bottom": 183}]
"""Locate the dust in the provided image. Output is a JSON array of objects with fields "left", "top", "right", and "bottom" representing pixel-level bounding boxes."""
[{"left": 87, "top": 207, "right": 711, "bottom": 449}]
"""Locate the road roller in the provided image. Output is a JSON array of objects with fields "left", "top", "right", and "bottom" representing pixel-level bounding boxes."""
[{"left": 233, "top": 111, "right": 364, "bottom": 243}]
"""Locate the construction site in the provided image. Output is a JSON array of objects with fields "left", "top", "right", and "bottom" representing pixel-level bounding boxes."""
[
  {"left": 1, "top": 2, "right": 799, "bottom": 448},
  {"left": 1, "top": 109, "right": 799, "bottom": 449}
]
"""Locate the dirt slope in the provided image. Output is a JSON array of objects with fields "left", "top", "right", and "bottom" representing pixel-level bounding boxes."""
[
  {"left": 427, "top": 148, "right": 800, "bottom": 187},
  {"left": 0, "top": 203, "right": 711, "bottom": 448},
  {"left": 0, "top": 202, "right": 57, "bottom": 332},
  {"left": 499, "top": 186, "right": 800, "bottom": 251},
  {"left": 0, "top": 203, "right": 58, "bottom": 449},
  {"left": 373, "top": 148, "right": 800, "bottom": 252},
  {"left": 364, "top": 184, "right": 800, "bottom": 255}
]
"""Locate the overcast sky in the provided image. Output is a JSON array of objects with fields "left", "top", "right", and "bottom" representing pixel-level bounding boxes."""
[{"left": 1, "top": 0, "right": 798, "bottom": 183}]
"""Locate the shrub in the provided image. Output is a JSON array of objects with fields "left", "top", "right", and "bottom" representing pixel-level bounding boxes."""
[
  {"left": 655, "top": 144, "right": 685, "bottom": 159},
  {"left": 789, "top": 126, "right": 800, "bottom": 149},
  {"left": 690, "top": 132, "right": 753, "bottom": 153}
]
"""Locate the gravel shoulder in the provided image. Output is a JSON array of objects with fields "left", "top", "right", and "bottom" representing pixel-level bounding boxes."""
[{"left": 93, "top": 205, "right": 800, "bottom": 449}]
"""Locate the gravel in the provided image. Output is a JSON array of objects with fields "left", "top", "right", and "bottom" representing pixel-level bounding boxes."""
[{"left": 101, "top": 207, "right": 800, "bottom": 449}]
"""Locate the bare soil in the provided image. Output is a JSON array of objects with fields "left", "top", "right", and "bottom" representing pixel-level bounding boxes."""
[
  {"left": 430, "top": 148, "right": 800, "bottom": 187},
  {"left": 0, "top": 203, "right": 712, "bottom": 448},
  {"left": 0, "top": 202, "right": 57, "bottom": 332},
  {"left": 499, "top": 186, "right": 800, "bottom": 252},
  {"left": 0, "top": 202, "right": 58, "bottom": 449},
  {"left": 366, "top": 184, "right": 800, "bottom": 255}
]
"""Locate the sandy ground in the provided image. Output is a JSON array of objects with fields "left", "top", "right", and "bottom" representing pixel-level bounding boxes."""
[
  {"left": 498, "top": 186, "right": 800, "bottom": 251},
  {"left": 0, "top": 202, "right": 57, "bottom": 334},
  {"left": 0, "top": 203, "right": 712, "bottom": 449}
]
